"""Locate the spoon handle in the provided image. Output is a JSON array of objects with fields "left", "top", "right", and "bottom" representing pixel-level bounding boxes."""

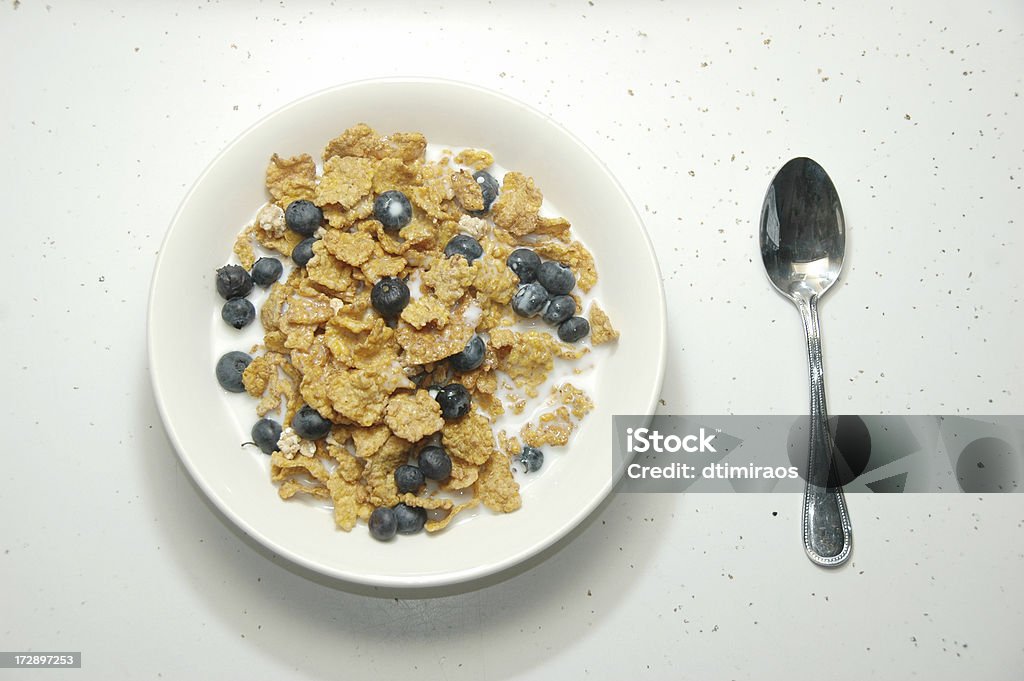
[{"left": 796, "top": 295, "right": 853, "bottom": 567}]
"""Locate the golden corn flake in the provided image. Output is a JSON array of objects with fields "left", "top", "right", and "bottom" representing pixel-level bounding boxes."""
[
  {"left": 326, "top": 368, "right": 395, "bottom": 427},
  {"left": 398, "top": 493, "right": 454, "bottom": 511},
  {"left": 266, "top": 153, "right": 317, "bottom": 207},
  {"left": 278, "top": 480, "right": 331, "bottom": 500},
  {"left": 316, "top": 155, "right": 374, "bottom": 208},
  {"left": 295, "top": 378, "right": 337, "bottom": 425},
  {"left": 233, "top": 229, "right": 256, "bottom": 270},
  {"left": 400, "top": 295, "right": 450, "bottom": 330},
  {"left": 322, "top": 196, "right": 374, "bottom": 230},
  {"left": 364, "top": 434, "right": 412, "bottom": 507},
  {"left": 441, "top": 411, "right": 495, "bottom": 465},
  {"left": 425, "top": 498, "right": 480, "bottom": 533},
  {"left": 261, "top": 328, "right": 287, "bottom": 351},
  {"left": 399, "top": 219, "right": 437, "bottom": 252},
  {"left": 372, "top": 156, "right": 420, "bottom": 194},
  {"left": 421, "top": 254, "right": 476, "bottom": 305},
  {"left": 306, "top": 242, "right": 358, "bottom": 294},
  {"left": 534, "top": 216, "right": 572, "bottom": 239},
  {"left": 351, "top": 322, "right": 406, "bottom": 375},
  {"left": 283, "top": 292, "right": 334, "bottom": 327},
  {"left": 522, "top": 406, "right": 574, "bottom": 447},
  {"left": 371, "top": 223, "right": 405, "bottom": 256},
  {"left": 270, "top": 450, "right": 331, "bottom": 484},
  {"left": 350, "top": 424, "right": 391, "bottom": 459},
  {"left": 451, "top": 170, "right": 485, "bottom": 212},
  {"left": 476, "top": 297, "right": 515, "bottom": 331},
  {"left": 396, "top": 313, "right": 476, "bottom": 367},
  {"left": 259, "top": 275, "right": 294, "bottom": 332},
  {"left": 497, "top": 430, "right": 522, "bottom": 459},
  {"left": 326, "top": 471, "right": 366, "bottom": 531},
  {"left": 454, "top": 148, "right": 494, "bottom": 171},
  {"left": 474, "top": 390, "right": 506, "bottom": 419},
  {"left": 283, "top": 324, "right": 316, "bottom": 352},
  {"left": 555, "top": 382, "right": 594, "bottom": 418},
  {"left": 588, "top": 301, "right": 619, "bottom": 345},
  {"left": 326, "top": 442, "right": 366, "bottom": 484},
  {"left": 254, "top": 378, "right": 283, "bottom": 417},
  {"left": 489, "top": 329, "right": 587, "bottom": 397},
  {"left": 321, "top": 229, "right": 374, "bottom": 266},
  {"left": 491, "top": 172, "right": 543, "bottom": 236},
  {"left": 442, "top": 457, "right": 480, "bottom": 490},
  {"left": 253, "top": 222, "right": 304, "bottom": 258},
  {"left": 376, "top": 132, "right": 427, "bottom": 162},
  {"left": 411, "top": 163, "right": 457, "bottom": 220},
  {"left": 358, "top": 247, "right": 406, "bottom": 282},
  {"left": 476, "top": 449, "right": 521, "bottom": 513},
  {"left": 323, "top": 123, "right": 381, "bottom": 162},
  {"left": 472, "top": 251, "right": 518, "bottom": 304},
  {"left": 384, "top": 390, "right": 444, "bottom": 442},
  {"left": 242, "top": 354, "right": 277, "bottom": 397}
]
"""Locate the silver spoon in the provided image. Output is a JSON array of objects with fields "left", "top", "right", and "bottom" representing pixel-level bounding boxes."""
[{"left": 760, "top": 157, "right": 853, "bottom": 567}]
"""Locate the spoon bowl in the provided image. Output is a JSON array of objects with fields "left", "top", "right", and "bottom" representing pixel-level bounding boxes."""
[
  {"left": 760, "top": 157, "right": 853, "bottom": 567},
  {"left": 761, "top": 158, "right": 846, "bottom": 301}
]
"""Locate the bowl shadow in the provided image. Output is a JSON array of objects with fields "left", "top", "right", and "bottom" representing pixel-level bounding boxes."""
[{"left": 138, "top": 368, "right": 673, "bottom": 679}]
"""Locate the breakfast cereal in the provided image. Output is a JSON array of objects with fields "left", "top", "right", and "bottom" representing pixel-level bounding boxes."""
[{"left": 218, "top": 123, "right": 618, "bottom": 538}]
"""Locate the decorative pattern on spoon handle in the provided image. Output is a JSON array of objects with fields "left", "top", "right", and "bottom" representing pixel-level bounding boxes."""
[{"left": 797, "top": 295, "right": 853, "bottom": 567}]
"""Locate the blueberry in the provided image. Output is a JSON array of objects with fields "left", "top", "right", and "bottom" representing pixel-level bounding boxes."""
[
  {"left": 284, "top": 200, "right": 323, "bottom": 237},
  {"left": 557, "top": 316, "right": 590, "bottom": 343},
  {"left": 542, "top": 295, "right": 576, "bottom": 326},
  {"left": 368, "top": 507, "right": 398, "bottom": 541},
  {"left": 373, "top": 190, "right": 413, "bottom": 231},
  {"left": 511, "top": 282, "right": 549, "bottom": 318},
  {"left": 418, "top": 445, "right": 453, "bottom": 480},
  {"left": 506, "top": 248, "right": 541, "bottom": 283},
  {"left": 215, "top": 351, "right": 252, "bottom": 392},
  {"left": 536, "top": 261, "right": 576, "bottom": 295},
  {"left": 394, "top": 464, "right": 425, "bottom": 494},
  {"left": 291, "top": 405, "right": 332, "bottom": 440},
  {"left": 393, "top": 503, "right": 427, "bottom": 535},
  {"left": 251, "top": 418, "right": 282, "bottom": 455},
  {"left": 215, "top": 264, "right": 253, "bottom": 300},
  {"left": 370, "top": 276, "right": 410, "bottom": 317},
  {"left": 449, "top": 334, "right": 485, "bottom": 373},
  {"left": 472, "top": 170, "right": 500, "bottom": 212},
  {"left": 221, "top": 297, "right": 255, "bottom": 329},
  {"left": 443, "top": 234, "right": 483, "bottom": 264},
  {"left": 519, "top": 446, "right": 544, "bottom": 472},
  {"left": 251, "top": 257, "right": 283, "bottom": 287},
  {"left": 435, "top": 383, "right": 471, "bottom": 420},
  {"left": 291, "top": 237, "right": 317, "bottom": 267}
]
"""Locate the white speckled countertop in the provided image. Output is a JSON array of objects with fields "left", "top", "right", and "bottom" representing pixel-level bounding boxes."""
[{"left": 2, "top": 1, "right": 1022, "bottom": 679}]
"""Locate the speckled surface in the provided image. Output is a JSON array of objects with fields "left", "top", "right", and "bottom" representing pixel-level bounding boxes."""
[{"left": 2, "top": 1, "right": 1022, "bottom": 679}]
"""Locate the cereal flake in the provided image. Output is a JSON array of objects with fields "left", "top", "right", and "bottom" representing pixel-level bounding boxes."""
[
  {"left": 441, "top": 411, "right": 495, "bottom": 465},
  {"left": 454, "top": 148, "right": 494, "bottom": 171},
  {"left": 316, "top": 155, "right": 374, "bottom": 209},
  {"left": 266, "top": 153, "right": 317, "bottom": 207},
  {"left": 588, "top": 301, "right": 619, "bottom": 344},
  {"left": 384, "top": 390, "right": 444, "bottom": 442}
]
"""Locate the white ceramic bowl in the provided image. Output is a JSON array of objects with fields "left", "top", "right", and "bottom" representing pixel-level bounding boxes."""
[{"left": 148, "top": 78, "right": 666, "bottom": 588}]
